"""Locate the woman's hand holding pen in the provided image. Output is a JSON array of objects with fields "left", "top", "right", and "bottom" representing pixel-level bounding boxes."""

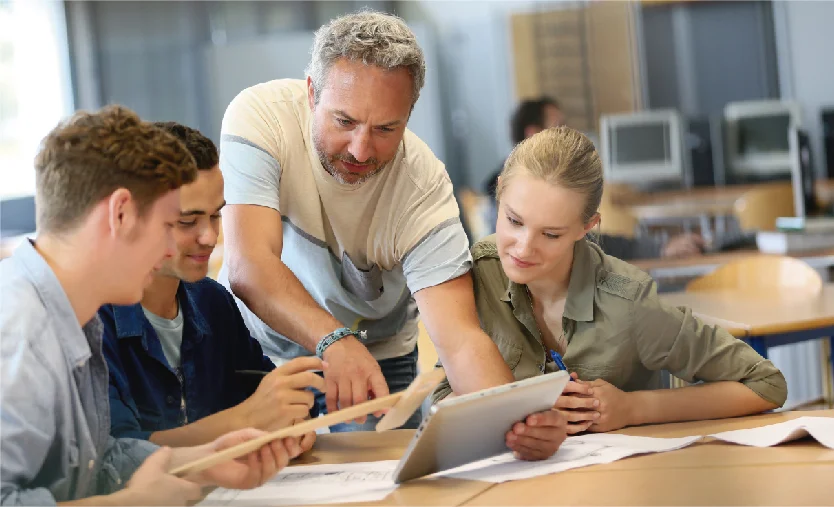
[{"left": 553, "top": 373, "right": 600, "bottom": 434}]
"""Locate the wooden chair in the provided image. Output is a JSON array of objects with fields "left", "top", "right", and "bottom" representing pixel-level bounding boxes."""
[
  {"left": 686, "top": 255, "right": 832, "bottom": 406},
  {"left": 732, "top": 182, "right": 795, "bottom": 232},
  {"left": 599, "top": 185, "right": 639, "bottom": 238},
  {"left": 686, "top": 255, "right": 823, "bottom": 294}
]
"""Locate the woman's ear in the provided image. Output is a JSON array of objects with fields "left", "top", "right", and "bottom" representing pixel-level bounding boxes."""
[{"left": 584, "top": 212, "right": 601, "bottom": 235}]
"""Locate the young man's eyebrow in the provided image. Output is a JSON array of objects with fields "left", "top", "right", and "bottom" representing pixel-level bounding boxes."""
[{"left": 181, "top": 201, "right": 226, "bottom": 217}]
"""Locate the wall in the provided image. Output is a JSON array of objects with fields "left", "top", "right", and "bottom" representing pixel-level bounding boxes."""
[
  {"left": 773, "top": 0, "right": 834, "bottom": 179},
  {"left": 400, "top": 0, "right": 581, "bottom": 191},
  {"left": 640, "top": 1, "right": 779, "bottom": 117},
  {"left": 201, "top": 23, "right": 446, "bottom": 165}
]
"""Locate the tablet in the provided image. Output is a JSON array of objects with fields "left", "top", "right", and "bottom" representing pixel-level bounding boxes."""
[{"left": 392, "top": 370, "right": 570, "bottom": 483}]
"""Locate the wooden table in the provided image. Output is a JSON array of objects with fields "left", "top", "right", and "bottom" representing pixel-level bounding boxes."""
[
  {"left": 461, "top": 410, "right": 834, "bottom": 506},
  {"left": 288, "top": 411, "right": 833, "bottom": 506},
  {"left": 631, "top": 247, "right": 834, "bottom": 281},
  {"left": 660, "top": 285, "right": 834, "bottom": 355},
  {"left": 614, "top": 186, "right": 753, "bottom": 230},
  {"left": 613, "top": 179, "right": 834, "bottom": 223}
]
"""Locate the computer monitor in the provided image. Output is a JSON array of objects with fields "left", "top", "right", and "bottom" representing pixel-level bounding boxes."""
[
  {"left": 600, "top": 110, "right": 686, "bottom": 189},
  {"left": 724, "top": 100, "right": 801, "bottom": 180},
  {"left": 822, "top": 108, "right": 834, "bottom": 179},
  {"left": 789, "top": 126, "right": 817, "bottom": 218}
]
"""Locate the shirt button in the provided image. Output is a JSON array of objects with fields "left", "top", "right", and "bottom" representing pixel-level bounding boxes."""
[
  {"left": 167, "top": 396, "right": 176, "bottom": 404},
  {"left": 88, "top": 459, "right": 95, "bottom": 470}
]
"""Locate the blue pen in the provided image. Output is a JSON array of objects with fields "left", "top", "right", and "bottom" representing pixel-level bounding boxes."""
[{"left": 549, "top": 350, "right": 574, "bottom": 381}]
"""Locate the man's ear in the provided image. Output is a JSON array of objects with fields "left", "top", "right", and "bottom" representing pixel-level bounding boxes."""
[
  {"left": 107, "top": 188, "right": 137, "bottom": 238},
  {"left": 307, "top": 76, "right": 316, "bottom": 111}
]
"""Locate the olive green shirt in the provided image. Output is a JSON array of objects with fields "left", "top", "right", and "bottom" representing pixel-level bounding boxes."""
[{"left": 433, "top": 236, "right": 787, "bottom": 407}]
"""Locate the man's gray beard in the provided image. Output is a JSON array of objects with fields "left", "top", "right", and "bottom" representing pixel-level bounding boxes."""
[
  {"left": 312, "top": 121, "right": 386, "bottom": 186},
  {"left": 316, "top": 149, "right": 385, "bottom": 186}
]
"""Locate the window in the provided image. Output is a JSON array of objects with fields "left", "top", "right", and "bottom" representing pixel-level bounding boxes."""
[{"left": 0, "top": 0, "right": 73, "bottom": 200}]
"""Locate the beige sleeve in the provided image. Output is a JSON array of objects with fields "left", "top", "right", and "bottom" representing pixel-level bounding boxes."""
[
  {"left": 632, "top": 280, "right": 788, "bottom": 407},
  {"left": 219, "top": 89, "right": 286, "bottom": 210},
  {"left": 396, "top": 167, "right": 472, "bottom": 294},
  {"left": 220, "top": 88, "right": 284, "bottom": 159}
]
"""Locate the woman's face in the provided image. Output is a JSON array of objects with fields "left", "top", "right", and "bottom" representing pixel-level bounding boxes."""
[{"left": 496, "top": 171, "right": 598, "bottom": 285}]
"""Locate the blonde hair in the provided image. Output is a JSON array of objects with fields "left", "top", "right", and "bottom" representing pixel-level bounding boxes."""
[{"left": 495, "top": 126, "right": 603, "bottom": 224}]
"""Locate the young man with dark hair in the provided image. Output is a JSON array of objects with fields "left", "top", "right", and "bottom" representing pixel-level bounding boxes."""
[
  {"left": 1, "top": 106, "right": 293, "bottom": 506},
  {"left": 100, "top": 122, "right": 322, "bottom": 451}
]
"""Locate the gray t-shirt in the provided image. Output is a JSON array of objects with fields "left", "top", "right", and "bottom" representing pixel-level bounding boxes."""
[{"left": 142, "top": 305, "right": 184, "bottom": 370}]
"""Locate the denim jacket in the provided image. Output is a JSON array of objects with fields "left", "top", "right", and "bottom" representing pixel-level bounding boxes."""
[{"left": 99, "top": 278, "right": 274, "bottom": 440}]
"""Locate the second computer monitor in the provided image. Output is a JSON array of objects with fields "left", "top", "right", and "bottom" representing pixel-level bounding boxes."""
[
  {"left": 600, "top": 109, "right": 686, "bottom": 190},
  {"left": 724, "top": 100, "right": 801, "bottom": 182}
]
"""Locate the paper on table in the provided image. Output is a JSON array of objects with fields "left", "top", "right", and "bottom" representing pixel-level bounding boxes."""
[
  {"left": 199, "top": 461, "right": 400, "bottom": 506},
  {"left": 709, "top": 416, "right": 834, "bottom": 449},
  {"left": 433, "top": 433, "right": 702, "bottom": 483}
]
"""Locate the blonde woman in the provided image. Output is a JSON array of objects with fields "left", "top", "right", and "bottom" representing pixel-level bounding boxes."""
[{"left": 435, "top": 126, "right": 787, "bottom": 436}]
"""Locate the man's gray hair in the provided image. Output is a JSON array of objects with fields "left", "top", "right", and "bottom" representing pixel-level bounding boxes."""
[{"left": 306, "top": 10, "right": 426, "bottom": 106}]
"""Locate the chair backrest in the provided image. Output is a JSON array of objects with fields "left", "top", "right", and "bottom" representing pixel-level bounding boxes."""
[
  {"left": 733, "top": 182, "right": 795, "bottom": 232},
  {"left": 598, "top": 185, "right": 639, "bottom": 238},
  {"left": 686, "top": 255, "right": 823, "bottom": 294}
]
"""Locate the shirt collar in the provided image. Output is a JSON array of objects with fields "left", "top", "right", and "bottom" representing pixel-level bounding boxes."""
[
  {"left": 500, "top": 239, "right": 596, "bottom": 323},
  {"left": 12, "top": 238, "right": 93, "bottom": 367},
  {"left": 112, "top": 281, "right": 210, "bottom": 344}
]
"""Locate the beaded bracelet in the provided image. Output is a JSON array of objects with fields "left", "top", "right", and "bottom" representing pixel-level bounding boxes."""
[{"left": 315, "top": 327, "right": 367, "bottom": 358}]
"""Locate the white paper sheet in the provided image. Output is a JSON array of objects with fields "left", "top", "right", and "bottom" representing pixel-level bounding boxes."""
[
  {"left": 709, "top": 416, "right": 834, "bottom": 449},
  {"left": 432, "top": 433, "right": 702, "bottom": 483},
  {"left": 199, "top": 460, "right": 400, "bottom": 506}
]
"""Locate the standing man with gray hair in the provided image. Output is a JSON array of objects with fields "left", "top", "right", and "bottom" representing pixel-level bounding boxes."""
[{"left": 217, "top": 10, "right": 566, "bottom": 455}]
